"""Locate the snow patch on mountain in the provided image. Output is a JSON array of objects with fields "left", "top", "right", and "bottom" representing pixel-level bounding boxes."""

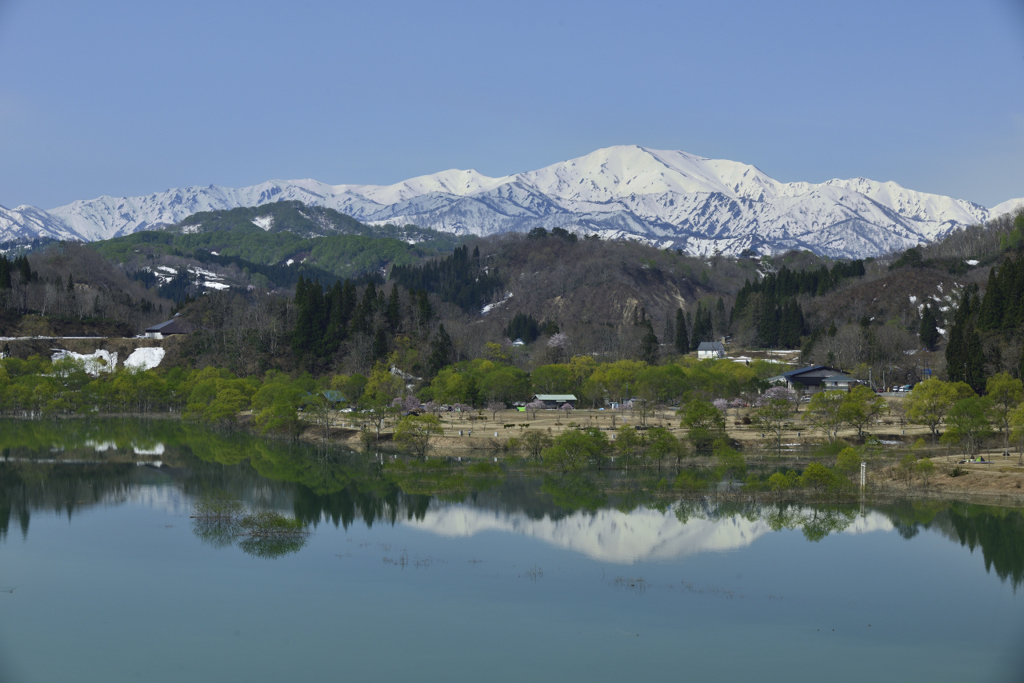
[
  {"left": 0, "top": 204, "right": 80, "bottom": 242},
  {"left": 252, "top": 215, "right": 274, "bottom": 231}
]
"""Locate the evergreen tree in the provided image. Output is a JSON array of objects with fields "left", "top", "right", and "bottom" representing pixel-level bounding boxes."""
[
  {"left": 323, "top": 281, "right": 348, "bottom": 353},
  {"left": 778, "top": 300, "right": 804, "bottom": 348},
  {"left": 292, "top": 277, "right": 327, "bottom": 362},
  {"left": 674, "top": 308, "right": 689, "bottom": 355},
  {"left": 416, "top": 290, "right": 433, "bottom": 331},
  {"left": 732, "top": 260, "right": 865, "bottom": 321},
  {"left": 0, "top": 257, "right": 11, "bottom": 290},
  {"left": 372, "top": 326, "right": 389, "bottom": 361},
  {"left": 690, "top": 303, "right": 714, "bottom": 350},
  {"left": 350, "top": 282, "right": 379, "bottom": 334},
  {"left": 714, "top": 297, "right": 728, "bottom": 336},
  {"left": 427, "top": 324, "right": 453, "bottom": 375},
  {"left": 17, "top": 256, "right": 32, "bottom": 284},
  {"left": 919, "top": 304, "right": 939, "bottom": 351},
  {"left": 756, "top": 297, "right": 780, "bottom": 348},
  {"left": 947, "top": 285, "right": 979, "bottom": 385},
  {"left": 385, "top": 285, "right": 401, "bottom": 332},
  {"left": 341, "top": 279, "right": 358, "bottom": 321},
  {"left": 506, "top": 313, "right": 541, "bottom": 343},
  {"left": 389, "top": 244, "right": 501, "bottom": 313},
  {"left": 975, "top": 252, "right": 1024, "bottom": 331},
  {"left": 963, "top": 323, "right": 987, "bottom": 394},
  {"left": 946, "top": 319, "right": 965, "bottom": 383},
  {"left": 662, "top": 309, "right": 675, "bottom": 347},
  {"left": 639, "top": 323, "right": 659, "bottom": 364}
]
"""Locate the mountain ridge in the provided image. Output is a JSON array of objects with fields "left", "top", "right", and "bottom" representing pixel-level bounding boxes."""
[{"left": 4, "top": 145, "right": 1022, "bottom": 258}]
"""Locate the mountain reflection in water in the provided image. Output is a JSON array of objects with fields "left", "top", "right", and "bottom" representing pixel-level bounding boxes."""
[
  {"left": 0, "top": 418, "right": 1022, "bottom": 588},
  {"left": 405, "top": 505, "right": 895, "bottom": 564}
]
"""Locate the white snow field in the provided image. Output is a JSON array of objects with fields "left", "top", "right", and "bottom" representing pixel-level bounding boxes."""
[{"left": 124, "top": 347, "right": 165, "bottom": 371}]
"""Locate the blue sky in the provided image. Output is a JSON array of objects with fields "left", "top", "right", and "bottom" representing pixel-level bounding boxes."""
[{"left": 0, "top": 0, "right": 1022, "bottom": 209}]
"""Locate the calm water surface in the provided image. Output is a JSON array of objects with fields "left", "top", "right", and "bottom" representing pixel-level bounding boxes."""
[{"left": 0, "top": 420, "right": 1021, "bottom": 682}]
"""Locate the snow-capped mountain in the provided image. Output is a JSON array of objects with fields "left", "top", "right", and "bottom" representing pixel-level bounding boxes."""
[
  {"left": 5, "top": 145, "right": 1022, "bottom": 258},
  {"left": 0, "top": 204, "right": 80, "bottom": 243}
]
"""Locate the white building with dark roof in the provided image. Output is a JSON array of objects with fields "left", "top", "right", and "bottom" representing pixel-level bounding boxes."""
[{"left": 697, "top": 341, "right": 725, "bottom": 359}]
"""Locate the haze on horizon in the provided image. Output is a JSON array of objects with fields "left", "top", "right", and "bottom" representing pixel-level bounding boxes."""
[{"left": 0, "top": 0, "right": 1022, "bottom": 210}]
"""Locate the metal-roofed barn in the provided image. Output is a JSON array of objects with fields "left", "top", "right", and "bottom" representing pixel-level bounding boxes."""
[{"left": 533, "top": 394, "right": 577, "bottom": 408}]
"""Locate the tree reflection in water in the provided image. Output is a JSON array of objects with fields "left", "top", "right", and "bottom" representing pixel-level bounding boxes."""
[
  {"left": 190, "top": 492, "right": 309, "bottom": 559},
  {"left": 0, "top": 418, "right": 1022, "bottom": 583}
]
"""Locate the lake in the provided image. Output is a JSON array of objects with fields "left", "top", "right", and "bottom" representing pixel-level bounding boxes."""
[{"left": 0, "top": 419, "right": 1021, "bottom": 682}]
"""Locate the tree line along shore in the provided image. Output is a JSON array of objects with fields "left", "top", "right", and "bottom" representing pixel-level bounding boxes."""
[{"left": 2, "top": 351, "right": 1022, "bottom": 507}]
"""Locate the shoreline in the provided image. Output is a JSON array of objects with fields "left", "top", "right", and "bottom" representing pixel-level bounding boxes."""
[{"left": 3, "top": 412, "right": 1022, "bottom": 510}]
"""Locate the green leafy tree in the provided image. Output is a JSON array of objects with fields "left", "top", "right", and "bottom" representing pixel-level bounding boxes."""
[
  {"left": 839, "top": 385, "right": 888, "bottom": 439},
  {"left": 613, "top": 425, "right": 642, "bottom": 470},
  {"left": 567, "top": 355, "right": 598, "bottom": 396},
  {"left": 916, "top": 457, "right": 935, "bottom": 485},
  {"left": 541, "top": 428, "right": 608, "bottom": 473},
  {"left": 479, "top": 365, "right": 531, "bottom": 405},
  {"left": 303, "top": 391, "right": 336, "bottom": 442},
  {"left": 895, "top": 453, "right": 918, "bottom": 487},
  {"left": 361, "top": 363, "right": 404, "bottom": 442},
  {"left": 713, "top": 439, "right": 746, "bottom": 480},
  {"left": 677, "top": 399, "right": 726, "bottom": 454},
  {"left": 393, "top": 414, "right": 444, "bottom": 459},
  {"left": 753, "top": 387, "right": 795, "bottom": 456},
  {"left": 645, "top": 427, "right": 683, "bottom": 471},
  {"left": 985, "top": 372, "right": 1023, "bottom": 453},
  {"left": 804, "top": 391, "right": 846, "bottom": 442},
  {"left": 252, "top": 376, "right": 305, "bottom": 436},
  {"left": 532, "top": 364, "right": 571, "bottom": 394},
  {"left": 521, "top": 430, "right": 552, "bottom": 460},
  {"left": 834, "top": 447, "right": 862, "bottom": 482},
  {"left": 1009, "top": 403, "right": 1024, "bottom": 464},
  {"left": 767, "top": 472, "right": 791, "bottom": 498},
  {"left": 801, "top": 462, "right": 843, "bottom": 497},
  {"left": 204, "top": 386, "right": 251, "bottom": 425},
  {"left": 905, "top": 378, "right": 959, "bottom": 441},
  {"left": 940, "top": 396, "right": 992, "bottom": 457}
]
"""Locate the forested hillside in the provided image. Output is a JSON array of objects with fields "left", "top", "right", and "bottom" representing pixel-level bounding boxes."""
[
  {"left": 942, "top": 213, "right": 1024, "bottom": 393},
  {"left": 5, "top": 199, "right": 1022, "bottom": 398},
  {"left": 0, "top": 242, "right": 172, "bottom": 336},
  {"left": 165, "top": 226, "right": 860, "bottom": 377},
  {"left": 92, "top": 202, "right": 459, "bottom": 294}
]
